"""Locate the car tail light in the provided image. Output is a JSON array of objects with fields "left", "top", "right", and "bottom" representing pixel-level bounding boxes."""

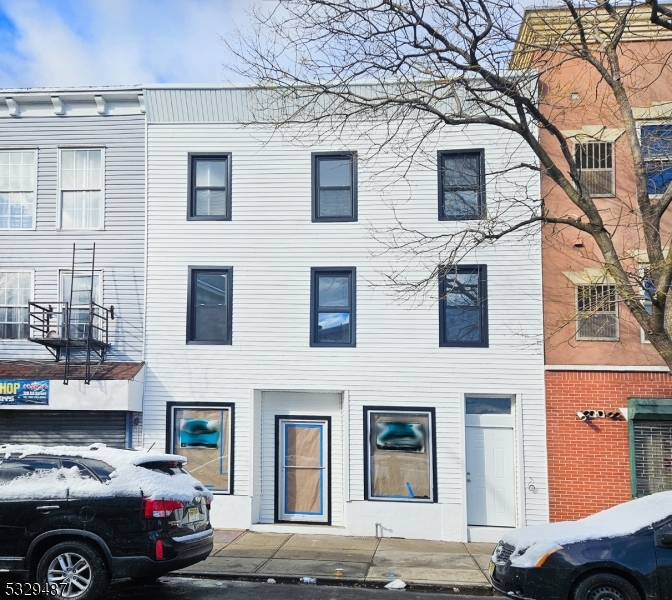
[
  {"left": 155, "top": 539, "right": 164, "bottom": 560},
  {"left": 143, "top": 498, "right": 184, "bottom": 519}
]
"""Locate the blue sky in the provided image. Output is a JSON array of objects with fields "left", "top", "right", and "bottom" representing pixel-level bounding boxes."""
[{"left": 0, "top": 0, "right": 256, "bottom": 88}]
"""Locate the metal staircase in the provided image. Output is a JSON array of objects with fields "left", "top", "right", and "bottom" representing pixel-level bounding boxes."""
[{"left": 28, "top": 243, "right": 114, "bottom": 384}]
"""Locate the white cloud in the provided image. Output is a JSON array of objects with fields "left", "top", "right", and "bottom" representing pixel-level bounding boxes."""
[{"left": 0, "top": 0, "right": 260, "bottom": 88}]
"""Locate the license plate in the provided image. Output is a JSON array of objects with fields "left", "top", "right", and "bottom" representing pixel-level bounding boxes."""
[
  {"left": 489, "top": 561, "right": 495, "bottom": 578},
  {"left": 187, "top": 507, "right": 200, "bottom": 522}
]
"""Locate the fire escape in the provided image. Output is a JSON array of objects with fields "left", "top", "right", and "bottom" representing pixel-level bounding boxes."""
[{"left": 28, "top": 243, "right": 114, "bottom": 385}]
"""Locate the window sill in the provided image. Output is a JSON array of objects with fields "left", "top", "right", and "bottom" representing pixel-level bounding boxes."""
[
  {"left": 575, "top": 337, "right": 620, "bottom": 342},
  {"left": 186, "top": 340, "right": 232, "bottom": 346}
]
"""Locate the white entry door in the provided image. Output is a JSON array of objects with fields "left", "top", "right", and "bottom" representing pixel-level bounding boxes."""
[
  {"left": 276, "top": 417, "right": 330, "bottom": 524},
  {"left": 465, "top": 396, "right": 516, "bottom": 527}
]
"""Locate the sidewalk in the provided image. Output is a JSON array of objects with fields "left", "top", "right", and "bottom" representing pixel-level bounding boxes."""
[{"left": 174, "top": 530, "right": 497, "bottom": 595}]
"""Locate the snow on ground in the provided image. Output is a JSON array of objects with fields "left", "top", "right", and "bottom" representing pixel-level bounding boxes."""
[
  {"left": 0, "top": 443, "right": 213, "bottom": 503},
  {"left": 499, "top": 490, "right": 672, "bottom": 568}
]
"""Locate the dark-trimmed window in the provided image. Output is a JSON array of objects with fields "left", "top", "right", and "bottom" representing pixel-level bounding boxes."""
[
  {"left": 311, "top": 152, "right": 357, "bottom": 221},
  {"left": 188, "top": 154, "right": 231, "bottom": 220},
  {"left": 187, "top": 267, "right": 232, "bottom": 344},
  {"left": 439, "top": 265, "right": 488, "bottom": 347},
  {"left": 641, "top": 125, "right": 672, "bottom": 196},
  {"left": 438, "top": 150, "right": 485, "bottom": 220},
  {"left": 364, "top": 406, "right": 437, "bottom": 503},
  {"left": 310, "top": 268, "right": 356, "bottom": 346}
]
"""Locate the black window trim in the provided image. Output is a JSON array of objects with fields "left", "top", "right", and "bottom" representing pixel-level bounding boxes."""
[
  {"left": 186, "top": 266, "right": 233, "bottom": 345},
  {"left": 311, "top": 151, "right": 358, "bottom": 222},
  {"left": 310, "top": 267, "right": 356, "bottom": 347},
  {"left": 439, "top": 264, "right": 489, "bottom": 348},
  {"left": 363, "top": 405, "right": 438, "bottom": 503},
  {"left": 165, "top": 401, "right": 235, "bottom": 495},
  {"left": 187, "top": 152, "right": 232, "bottom": 221},
  {"left": 438, "top": 149, "right": 486, "bottom": 221}
]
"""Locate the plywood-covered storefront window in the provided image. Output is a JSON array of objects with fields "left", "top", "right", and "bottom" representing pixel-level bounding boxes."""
[
  {"left": 167, "top": 402, "right": 233, "bottom": 493},
  {"left": 365, "top": 407, "right": 436, "bottom": 502}
]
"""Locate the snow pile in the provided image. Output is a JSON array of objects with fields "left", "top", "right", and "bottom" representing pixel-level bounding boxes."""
[
  {"left": 0, "top": 443, "right": 213, "bottom": 504},
  {"left": 499, "top": 490, "right": 672, "bottom": 568}
]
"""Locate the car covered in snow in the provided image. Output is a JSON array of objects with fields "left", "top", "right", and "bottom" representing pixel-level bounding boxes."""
[
  {"left": 489, "top": 491, "right": 672, "bottom": 600},
  {"left": 0, "top": 443, "right": 213, "bottom": 600}
]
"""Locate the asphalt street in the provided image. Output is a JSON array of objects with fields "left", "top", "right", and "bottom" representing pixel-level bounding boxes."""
[{"left": 103, "top": 577, "right": 494, "bottom": 599}]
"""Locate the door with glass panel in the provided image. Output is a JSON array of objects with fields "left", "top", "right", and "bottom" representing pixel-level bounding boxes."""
[
  {"left": 465, "top": 396, "right": 516, "bottom": 527},
  {"left": 276, "top": 417, "right": 330, "bottom": 524},
  {"left": 60, "top": 272, "right": 100, "bottom": 340}
]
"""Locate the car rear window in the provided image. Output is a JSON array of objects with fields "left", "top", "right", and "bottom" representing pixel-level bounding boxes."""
[
  {"left": 0, "top": 457, "right": 61, "bottom": 482},
  {"left": 78, "top": 458, "right": 115, "bottom": 482},
  {"left": 139, "top": 461, "right": 188, "bottom": 476}
]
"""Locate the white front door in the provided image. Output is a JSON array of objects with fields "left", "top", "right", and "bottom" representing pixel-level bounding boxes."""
[
  {"left": 276, "top": 417, "right": 330, "bottom": 524},
  {"left": 465, "top": 396, "right": 516, "bottom": 527}
]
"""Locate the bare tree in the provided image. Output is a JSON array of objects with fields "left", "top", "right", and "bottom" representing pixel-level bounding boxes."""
[{"left": 227, "top": 1, "right": 672, "bottom": 366}]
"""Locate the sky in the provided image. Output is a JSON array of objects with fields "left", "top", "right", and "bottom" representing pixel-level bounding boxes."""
[{"left": 0, "top": 0, "right": 258, "bottom": 89}]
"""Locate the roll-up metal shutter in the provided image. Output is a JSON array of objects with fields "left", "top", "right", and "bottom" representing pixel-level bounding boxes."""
[
  {"left": 633, "top": 420, "right": 672, "bottom": 496},
  {"left": 0, "top": 411, "right": 127, "bottom": 448}
]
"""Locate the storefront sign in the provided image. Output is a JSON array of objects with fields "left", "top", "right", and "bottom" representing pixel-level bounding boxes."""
[{"left": 0, "top": 380, "right": 49, "bottom": 405}]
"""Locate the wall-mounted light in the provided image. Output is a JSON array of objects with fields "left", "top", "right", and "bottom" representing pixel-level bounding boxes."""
[{"left": 571, "top": 92, "right": 580, "bottom": 101}]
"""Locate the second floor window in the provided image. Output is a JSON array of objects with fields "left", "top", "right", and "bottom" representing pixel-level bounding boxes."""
[
  {"left": 60, "top": 149, "right": 103, "bottom": 229},
  {"left": 187, "top": 268, "right": 232, "bottom": 344},
  {"left": 439, "top": 265, "right": 488, "bottom": 347},
  {"left": 641, "top": 125, "right": 672, "bottom": 196},
  {"left": 576, "top": 283, "right": 618, "bottom": 341},
  {"left": 0, "top": 271, "right": 31, "bottom": 339},
  {"left": 311, "top": 268, "right": 356, "bottom": 346},
  {"left": 312, "top": 153, "right": 357, "bottom": 221},
  {"left": 575, "top": 141, "right": 614, "bottom": 197},
  {"left": 61, "top": 272, "right": 101, "bottom": 340},
  {"left": 439, "top": 150, "right": 485, "bottom": 220},
  {"left": 0, "top": 150, "right": 36, "bottom": 230},
  {"left": 189, "top": 154, "right": 231, "bottom": 220}
]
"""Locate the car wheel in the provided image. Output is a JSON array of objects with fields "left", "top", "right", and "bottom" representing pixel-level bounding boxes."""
[
  {"left": 573, "top": 573, "right": 641, "bottom": 600},
  {"left": 35, "top": 540, "right": 109, "bottom": 600}
]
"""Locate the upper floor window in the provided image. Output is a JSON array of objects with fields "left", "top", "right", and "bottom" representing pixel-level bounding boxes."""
[
  {"left": 0, "top": 151, "right": 36, "bottom": 230},
  {"left": 61, "top": 271, "right": 101, "bottom": 340},
  {"left": 59, "top": 149, "right": 103, "bottom": 229},
  {"left": 641, "top": 125, "right": 672, "bottom": 196},
  {"left": 438, "top": 150, "right": 485, "bottom": 220},
  {"left": 439, "top": 265, "right": 488, "bottom": 347},
  {"left": 0, "top": 271, "right": 31, "bottom": 339},
  {"left": 311, "top": 268, "right": 356, "bottom": 346},
  {"left": 575, "top": 141, "right": 614, "bottom": 197},
  {"left": 188, "top": 154, "right": 231, "bottom": 220},
  {"left": 187, "top": 267, "right": 232, "bottom": 345},
  {"left": 312, "top": 153, "right": 357, "bottom": 222},
  {"left": 576, "top": 283, "right": 618, "bottom": 341}
]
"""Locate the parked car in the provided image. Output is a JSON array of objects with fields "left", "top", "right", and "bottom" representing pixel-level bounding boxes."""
[
  {"left": 489, "top": 490, "right": 672, "bottom": 600},
  {"left": 0, "top": 443, "right": 213, "bottom": 600}
]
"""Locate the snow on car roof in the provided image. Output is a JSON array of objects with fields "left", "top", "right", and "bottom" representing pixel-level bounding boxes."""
[
  {"left": 0, "top": 443, "right": 212, "bottom": 503},
  {"left": 500, "top": 490, "right": 672, "bottom": 568}
]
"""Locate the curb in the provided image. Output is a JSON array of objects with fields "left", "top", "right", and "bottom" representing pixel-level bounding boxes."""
[{"left": 168, "top": 571, "right": 497, "bottom": 596}]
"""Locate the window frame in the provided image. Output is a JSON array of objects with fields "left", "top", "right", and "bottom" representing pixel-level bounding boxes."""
[
  {"left": 438, "top": 149, "right": 486, "bottom": 221},
  {"left": 165, "top": 401, "right": 235, "bottom": 495},
  {"left": 0, "top": 269, "right": 33, "bottom": 340},
  {"left": 186, "top": 266, "right": 233, "bottom": 345},
  {"left": 574, "top": 140, "right": 615, "bottom": 197},
  {"left": 439, "top": 264, "right": 489, "bottom": 348},
  {"left": 187, "top": 152, "right": 232, "bottom": 221},
  {"left": 0, "top": 149, "right": 38, "bottom": 231},
  {"left": 58, "top": 269, "right": 103, "bottom": 341},
  {"left": 639, "top": 123, "right": 672, "bottom": 198},
  {"left": 363, "top": 406, "right": 438, "bottom": 503},
  {"left": 575, "top": 283, "right": 619, "bottom": 342},
  {"left": 310, "top": 267, "right": 356, "bottom": 347},
  {"left": 311, "top": 152, "right": 358, "bottom": 222},
  {"left": 57, "top": 147, "right": 105, "bottom": 230}
]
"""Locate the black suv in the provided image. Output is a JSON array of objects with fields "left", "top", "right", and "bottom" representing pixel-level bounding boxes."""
[{"left": 0, "top": 445, "right": 213, "bottom": 600}]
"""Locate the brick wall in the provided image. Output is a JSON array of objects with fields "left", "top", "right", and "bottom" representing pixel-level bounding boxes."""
[{"left": 546, "top": 370, "right": 672, "bottom": 521}]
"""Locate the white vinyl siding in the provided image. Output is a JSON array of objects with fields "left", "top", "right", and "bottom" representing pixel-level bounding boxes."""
[
  {"left": 59, "top": 149, "right": 104, "bottom": 229},
  {"left": 0, "top": 150, "right": 36, "bottom": 229},
  {"left": 141, "top": 88, "right": 548, "bottom": 537}
]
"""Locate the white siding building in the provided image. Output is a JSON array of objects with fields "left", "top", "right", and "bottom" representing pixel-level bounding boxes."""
[
  {"left": 142, "top": 86, "right": 548, "bottom": 542},
  {"left": 0, "top": 87, "right": 146, "bottom": 447}
]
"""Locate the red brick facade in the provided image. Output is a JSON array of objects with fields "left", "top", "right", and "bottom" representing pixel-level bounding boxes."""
[{"left": 546, "top": 370, "right": 672, "bottom": 522}]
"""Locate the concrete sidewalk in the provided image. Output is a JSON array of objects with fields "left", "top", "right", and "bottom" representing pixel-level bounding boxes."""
[{"left": 174, "top": 530, "right": 497, "bottom": 595}]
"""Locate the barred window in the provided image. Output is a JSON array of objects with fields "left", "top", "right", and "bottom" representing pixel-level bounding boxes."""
[
  {"left": 575, "top": 142, "right": 614, "bottom": 197},
  {"left": 576, "top": 284, "right": 618, "bottom": 340}
]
